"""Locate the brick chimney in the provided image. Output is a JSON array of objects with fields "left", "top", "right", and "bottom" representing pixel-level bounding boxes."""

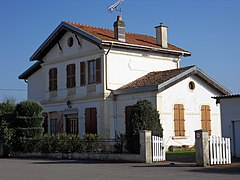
[
  {"left": 113, "top": 15, "right": 126, "bottom": 42},
  {"left": 155, "top": 23, "right": 168, "bottom": 48}
]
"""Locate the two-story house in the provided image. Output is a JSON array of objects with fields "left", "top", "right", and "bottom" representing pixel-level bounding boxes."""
[{"left": 19, "top": 16, "right": 230, "bottom": 147}]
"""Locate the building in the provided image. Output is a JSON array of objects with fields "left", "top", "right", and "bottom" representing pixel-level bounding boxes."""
[
  {"left": 213, "top": 94, "right": 240, "bottom": 157},
  {"left": 19, "top": 16, "right": 230, "bottom": 147}
]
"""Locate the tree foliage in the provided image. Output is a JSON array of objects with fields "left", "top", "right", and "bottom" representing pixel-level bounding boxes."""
[{"left": 126, "top": 100, "right": 163, "bottom": 153}]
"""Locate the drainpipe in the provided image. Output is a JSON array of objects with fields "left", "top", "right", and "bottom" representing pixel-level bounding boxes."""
[{"left": 104, "top": 42, "right": 118, "bottom": 137}]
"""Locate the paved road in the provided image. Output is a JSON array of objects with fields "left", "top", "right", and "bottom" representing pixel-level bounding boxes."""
[{"left": 0, "top": 158, "right": 239, "bottom": 180}]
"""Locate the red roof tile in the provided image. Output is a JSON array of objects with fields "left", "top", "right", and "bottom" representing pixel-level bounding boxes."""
[
  {"left": 119, "top": 66, "right": 195, "bottom": 90},
  {"left": 66, "top": 22, "right": 190, "bottom": 54}
]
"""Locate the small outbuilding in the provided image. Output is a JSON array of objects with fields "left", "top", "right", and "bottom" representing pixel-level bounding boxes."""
[{"left": 213, "top": 94, "right": 240, "bottom": 157}]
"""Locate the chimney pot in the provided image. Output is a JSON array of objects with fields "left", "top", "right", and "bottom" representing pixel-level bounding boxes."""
[{"left": 155, "top": 23, "right": 168, "bottom": 48}]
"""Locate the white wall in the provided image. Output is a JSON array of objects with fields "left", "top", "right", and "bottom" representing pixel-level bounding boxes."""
[
  {"left": 28, "top": 69, "right": 43, "bottom": 101},
  {"left": 159, "top": 76, "right": 222, "bottom": 147},
  {"left": 106, "top": 48, "right": 179, "bottom": 90}
]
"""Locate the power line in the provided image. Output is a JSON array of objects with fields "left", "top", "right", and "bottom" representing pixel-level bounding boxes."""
[{"left": 0, "top": 88, "right": 27, "bottom": 92}]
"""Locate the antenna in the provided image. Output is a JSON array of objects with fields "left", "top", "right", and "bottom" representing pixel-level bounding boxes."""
[{"left": 108, "top": 0, "right": 124, "bottom": 13}]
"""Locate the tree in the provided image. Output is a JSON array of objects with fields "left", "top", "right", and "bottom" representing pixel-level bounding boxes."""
[{"left": 126, "top": 100, "right": 163, "bottom": 153}]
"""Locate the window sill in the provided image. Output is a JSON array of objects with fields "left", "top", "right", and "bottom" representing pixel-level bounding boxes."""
[{"left": 172, "top": 136, "right": 187, "bottom": 140}]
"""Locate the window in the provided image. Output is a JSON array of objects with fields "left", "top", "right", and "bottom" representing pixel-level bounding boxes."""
[
  {"left": 66, "top": 114, "right": 79, "bottom": 134},
  {"left": 67, "top": 37, "right": 74, "bottom": 47},
  {"left": 189, "top": 81, "right": 195, "bottom": 90},
  {"left": 201, "top": 105, "right": 211, "bottom": 135},
  {"left": 88, "top": 58, "right": 101, "bottom": 84},
  {"left": 66, "top": 64, "right": 76, "bottom": 88},
  {"left": 125, "top": 106, "right": 134, "bottom": 138},
  {"left": 49, "top": 68, "right": 57, "bottom": 91},
  {"left": 80, "top": 62, "right": 86, "bottom": 86},
  {"left": 85, "top": 108, "right": 97, "bottom": 134},
  {"left": 174, "top": 104, "right": 185, "bottom": 136}
]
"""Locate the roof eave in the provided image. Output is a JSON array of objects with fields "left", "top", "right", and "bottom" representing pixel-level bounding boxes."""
[
  {"left": 113, "top": 85, "right": 158, "bottom": 95},
  {"left": 18, "top": 61, "right": 42, "bottom": 80}
]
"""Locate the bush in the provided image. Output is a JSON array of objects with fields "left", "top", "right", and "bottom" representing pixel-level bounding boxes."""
[
  {"left": 14, "top": 117, "right": 43, "bottom": 128},
  {"left": 15, "top": 101, "right": 43, "bottom": 117},
  {"left": 126, "top": 100, "right": 163, "bottom": 153}
]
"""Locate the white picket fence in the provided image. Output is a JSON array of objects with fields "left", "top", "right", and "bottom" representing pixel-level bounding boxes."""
[
  {"left": 209, "top": 136, "right": 231, "bottom": 165},
  {"left": 152, "top": 136, "right": 165, "bottom": 161}
]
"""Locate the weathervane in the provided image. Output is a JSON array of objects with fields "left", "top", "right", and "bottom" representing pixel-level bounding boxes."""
[{"left": 108, "top": 0, "right": 124, "bottom": 13}]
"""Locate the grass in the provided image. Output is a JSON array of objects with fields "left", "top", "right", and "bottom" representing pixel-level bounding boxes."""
[{"left": 166, "top": 150, "right": 195, "bottom": 156}]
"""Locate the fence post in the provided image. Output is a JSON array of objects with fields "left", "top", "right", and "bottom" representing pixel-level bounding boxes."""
[
  {"left": 140, "top": 130, "right": 152, "bottom": 163},
  {"left": 195, "top": 129, "right": 210, "bottom": 166}
]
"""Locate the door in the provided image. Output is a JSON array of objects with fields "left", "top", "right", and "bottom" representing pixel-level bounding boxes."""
[{"left": 234, "top": 121, "right": 240, "bottom": 157}]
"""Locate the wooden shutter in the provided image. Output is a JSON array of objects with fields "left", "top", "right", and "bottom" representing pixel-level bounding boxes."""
[
  {"left": 201, "top": 105, "right": 211, "bottom": 135},
  {"left": 174, "top": 104, "right": 185, "bottom": 136},
  {"left": 49, "top": 68, "right": 57, "bottom": 91},
  {"left": 85, "top": 108, "right": 97, "bottom": 134},
  {"left": 96, "top": 58, "right": 101, "bottom": 83},
  {"left": 66, "top": 64, "right": 76, "bottom": 88},
  {"left": 85, "top": 108, "right": 91, "bottom": 134},
  {"left": 80, "top": 62, "right": 86, "bottom": 86},
  {"left": 125, "top": 106, "right": 134, "bottom": 137}
]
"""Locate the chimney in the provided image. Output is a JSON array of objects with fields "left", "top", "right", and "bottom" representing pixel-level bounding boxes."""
[
  {"left": 155, "top": 23, "right": 168, "bottom": 48},
  {"left": 113, "top": 15, "right": 126, "bottom": 42}
]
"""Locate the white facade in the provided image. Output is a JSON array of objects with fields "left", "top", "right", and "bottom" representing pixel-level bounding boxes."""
[
  {"left": 114, "top": 76, "right": 222, "bottom": 147},
  {"left": 217, "top": 96, "right": 240, "bottom": 157}
]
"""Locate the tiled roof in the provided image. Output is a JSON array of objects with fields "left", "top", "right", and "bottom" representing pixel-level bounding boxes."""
[
  {"left": 66, "top": 22, "right": 190, "bottom": 54},
  {"left": 119, "top": 66, "right": 195, "bottom": 90}
]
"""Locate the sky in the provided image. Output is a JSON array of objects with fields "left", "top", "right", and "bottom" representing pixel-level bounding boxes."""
[{"left": 0, "top": 0, "right": 240, "bottom": 103}]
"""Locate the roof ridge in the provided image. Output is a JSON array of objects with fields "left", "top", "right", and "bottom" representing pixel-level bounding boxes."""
[{"left": 65, "top": 21, "right": 113, "bottom": 32}]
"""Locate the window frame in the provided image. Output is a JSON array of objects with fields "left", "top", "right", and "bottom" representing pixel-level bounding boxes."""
[{"left": 87, "top": 58, "right": 101, "bottom": 84}]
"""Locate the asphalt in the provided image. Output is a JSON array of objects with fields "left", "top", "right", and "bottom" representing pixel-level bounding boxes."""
[{"left": 0, "top": 158, "right": 239, "bottom": 180}]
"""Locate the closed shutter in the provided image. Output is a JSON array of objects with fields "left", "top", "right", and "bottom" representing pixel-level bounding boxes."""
[
  {"left": 125, "top": 106, "right": 134, "bottom": 137},
  {"left": 201, "top": 105, "right": 211, "bottom": 135},
  {"left": 49, "top": 68, "right": 57, "bottom": 91},
  {"left": 174, "top": 104, "right": 185, "bottom": 136},
  {"left": 66, "top": 64, "right": 76, "bottom": 88},
  {"left": 80, "top": 62, "right": 86, "bottom": 86},
  {"left": 96, "top": 58, "right": 101, "bottom": 83},
  {"left": 85, "top": 108, "right": 97, "bottom": 134}
]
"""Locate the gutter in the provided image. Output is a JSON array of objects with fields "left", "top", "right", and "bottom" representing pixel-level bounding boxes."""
[{"left": 102, "top": 41, "right": 191, "bottom": 57}]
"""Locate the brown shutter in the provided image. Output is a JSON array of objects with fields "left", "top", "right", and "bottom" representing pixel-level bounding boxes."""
[
  {"left": 85, "top": 108, "right": 91, "bottom": 134},
  {"left": 72, "top": 64, "right": 76, "bottom": 87},
  {"left": 49, "top": 68, "right": 57, "bottom": 91},
  {"left": 96, "top": 58, "right": 101, "bottom": 83},
  {"left": 49, "top": 69, "right": 52, "bottom": 91},
  {"left": 66, "top": 65, "right": 70, "bottom": 88},
  {"left": 80, "top": 62, "right": 86, "bottom": 86},
  {"left": 91, "top": 108, "right": 97, "bottom": 134},
  {"left": 53, "top": 68, "right": 57, "bottom": 90},
  {"left": 125, "top": 106, "right": 134, "bottom": 137},
  {"left": 201, "top": 105, "right": 211, "bottom": 135},
  {"left": 179, "top": 104, "right": 185, "bottom": 136},
  {"left": 174, "top": 104, "right": 185, "bottom": 136}
]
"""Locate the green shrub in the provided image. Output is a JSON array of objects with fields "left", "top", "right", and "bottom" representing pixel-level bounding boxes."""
[
  {"left": 14, "top": 117, "right": 43, "bottom": 128},
  {"left": 15, "top": 101, "right": 43, "bottom": 117},
  {"left": 126, "top": 100, "right": 163, "bottom": 154}
]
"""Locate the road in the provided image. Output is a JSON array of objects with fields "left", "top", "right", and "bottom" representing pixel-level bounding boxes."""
[{"left": 0, "top": 158, "right": 239, "bottom": 180}]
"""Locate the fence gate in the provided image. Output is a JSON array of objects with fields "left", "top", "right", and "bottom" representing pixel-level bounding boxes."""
[
  {"left": 152, "top": 136, "right": 165, "bottom": 162},
  {"left": 209, "top": 136, "right": 231, "bottom": 165}
]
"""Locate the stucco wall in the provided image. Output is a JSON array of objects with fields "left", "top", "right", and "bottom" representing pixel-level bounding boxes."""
[
  {"left": 28, "top": 69, "right": 43, "bottom": 101},
  {"left": 159, "top": 76, "right": 222, "bottom": 147}
]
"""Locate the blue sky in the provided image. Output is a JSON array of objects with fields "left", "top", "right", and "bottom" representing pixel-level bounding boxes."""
[{"left": 0, "top": 0, "right": 239, "bottom": 102}]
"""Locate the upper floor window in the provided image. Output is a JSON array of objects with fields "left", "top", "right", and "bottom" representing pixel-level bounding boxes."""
[
  {"left": 174, "top": 104, "right": 185, "bottom": 136},
  {"left": 88, "top": 58, "right": 101, "bottom": 84},
  {"left": 66, "top": 64, "right": 76, "bottom": 88},
  {"left": 49, "top": 68, "right": 57, "bottom": 91},
  {"left": 80, "top": 61, "right": 86, "bottom": 86}
]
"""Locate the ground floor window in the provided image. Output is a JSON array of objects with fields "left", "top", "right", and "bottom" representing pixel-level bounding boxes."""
[
  {"left": 50, "top": 118, "right": 58, "bottom": 135},
  {"left": 85, "top": 108, "right": 97, "bottom": 134},
  {"left": 174, "top": 104, "right": 185, "bottom": 136},
  {"left": 201, "top": 105, "right": 211, "bottom": 135},
  {"left": 66, "top": 114, "right": 79, "bottom": 134},
  {"left": 125, "top": 105, "right": 134, "bottom": 138}
]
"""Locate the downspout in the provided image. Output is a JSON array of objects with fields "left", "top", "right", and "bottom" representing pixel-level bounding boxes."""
[{"left": 104, "top": 42, "right": 118, "bottom": 137}]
